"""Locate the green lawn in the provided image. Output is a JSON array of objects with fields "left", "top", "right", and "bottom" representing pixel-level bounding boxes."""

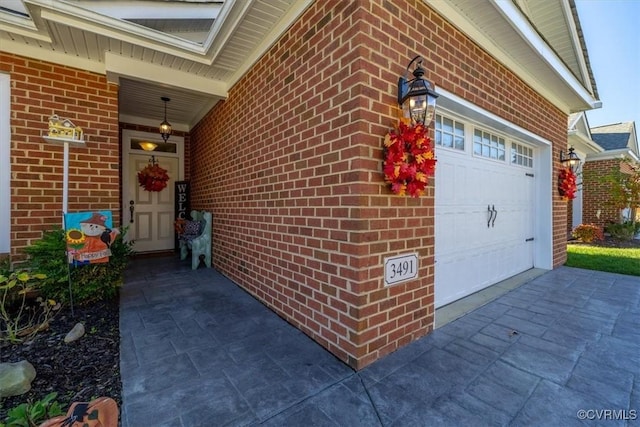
[{"left": 566, "top": 244, "right": 640, "bottom": 276}]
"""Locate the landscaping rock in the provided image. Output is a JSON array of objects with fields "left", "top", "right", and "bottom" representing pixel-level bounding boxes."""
[
  {"left": 0, "top": 360, "right": 36, "bottom": 398},
  {"left": 64, "top": 322, "right": 85, "bottom": 343},
  {"left": 0, "top": 299, "right": 121, "bottom": 421}
]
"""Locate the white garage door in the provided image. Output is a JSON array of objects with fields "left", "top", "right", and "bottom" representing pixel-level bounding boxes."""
[{"left": 434, "top": 114, "right": 535, "bottom": 307}]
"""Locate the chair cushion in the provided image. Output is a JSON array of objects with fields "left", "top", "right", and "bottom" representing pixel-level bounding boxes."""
[
  {"left": 179, "top": 220, "right": 203, "bottom": 243},
  {"left": 183, "top": 219, "right": 202, "bottom": 236}
]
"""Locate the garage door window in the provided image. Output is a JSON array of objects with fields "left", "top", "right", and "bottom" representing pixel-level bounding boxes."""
[
  {"left": 511, "top": 142, "right": 533, "bottom": 168},
  {"left": 473, "top": 128, "right": 505, "bottom": 160},
  {"left": 435, "top": 114, "right": 464, "bottom": 151}
]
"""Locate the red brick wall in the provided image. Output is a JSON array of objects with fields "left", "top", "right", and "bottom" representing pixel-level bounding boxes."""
[
  {"left": 1, "top": 52, "right": 120, "bottom": 263},
  {"left": 188, "top": 0, "right": 568, "bottom": 369},
  {"left": 583, "top": 159, "right": 624, "bottom": 228}
]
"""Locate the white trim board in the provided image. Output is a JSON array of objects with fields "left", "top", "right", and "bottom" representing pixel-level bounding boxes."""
[{"left": 0, "top": 74, "right": 10, "bottom": 254}]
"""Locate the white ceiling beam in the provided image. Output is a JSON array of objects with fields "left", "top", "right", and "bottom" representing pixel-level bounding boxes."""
[{"left": 105, "top": 52, "right": 228, "bottom": 98}]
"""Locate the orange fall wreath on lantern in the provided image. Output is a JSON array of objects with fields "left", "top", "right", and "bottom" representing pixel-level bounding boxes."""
[
  {"left": 137, "top": 163, "right": 169, "bottom": 192},
  {"left": 558, "top": 167, "right": 577, "bottom": 200},
  {"left": 383, "top": 120, "right": 437, "bottom": 197}
]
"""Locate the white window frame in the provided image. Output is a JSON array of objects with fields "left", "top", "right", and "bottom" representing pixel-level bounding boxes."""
[
  {"left": 473, "top": 127, "right": 506, "bottom": 161},
  {"left": 0, "top": 74, "right": 10, "bottom": 254},
  {"left": 511, "top": 141, "right": 534, "bottom": 168},
  {"left": 435, "top": 113, "right": 465, "bottom": 151}
]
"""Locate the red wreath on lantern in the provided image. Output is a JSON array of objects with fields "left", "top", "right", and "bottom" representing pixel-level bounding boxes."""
[
  {"left": 558, "top": 167, "right": 577, "bottom": 200},
  {"left": 137, "top": 163, "right": 169, "bottom": 192},
  {"left": 383, "top": 120, "right": 437, "bottom": 197}
]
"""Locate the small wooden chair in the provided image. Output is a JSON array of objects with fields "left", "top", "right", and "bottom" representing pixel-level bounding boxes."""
[{"left": 179, "top": 210, "right": 212, "bottom": 269}]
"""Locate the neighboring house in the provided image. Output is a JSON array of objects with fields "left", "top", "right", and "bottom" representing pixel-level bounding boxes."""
[
  {"left": 567, "top": 116, "right": 639, "bottom": 232},
  {"left": 0, "top": 0, "right": 600, "bottom": 369},
  {"left": 567, "top": 112, "right": 603, "bottom": 231},
  {"left": 582, "top": 122, "right": 640, "bottom": 228}
]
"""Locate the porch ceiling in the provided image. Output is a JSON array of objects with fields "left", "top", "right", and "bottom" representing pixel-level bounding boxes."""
[{"left": 0, "top": 0, "right": 312, "bottom": 130}]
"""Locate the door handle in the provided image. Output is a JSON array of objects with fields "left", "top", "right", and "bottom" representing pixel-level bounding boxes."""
[
  {"left": 129, "top": 200, "right": 135, "bottom": 223},
  {"left": 491, "top": 205, "right": 497, "bottom": 227},
  {"left": 487, "top": 205, "right": 497, "bottom": 228}
]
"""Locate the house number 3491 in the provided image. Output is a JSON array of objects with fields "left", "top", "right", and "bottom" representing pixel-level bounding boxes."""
[{"left": 384, "top": 253, "right": 419, "bottom": 286}]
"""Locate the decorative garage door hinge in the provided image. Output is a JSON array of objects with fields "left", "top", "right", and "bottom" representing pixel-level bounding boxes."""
[
  {"left": 526, "top": 237, "right": 534, "bottom": 242},
  {"left": 525, "top": 173, "right": 534, "bottom": 177}
]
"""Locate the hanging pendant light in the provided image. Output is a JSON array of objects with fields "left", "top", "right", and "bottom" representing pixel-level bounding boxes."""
[{"left": 159, "top": 96, "right": 172, "bottom": 142}]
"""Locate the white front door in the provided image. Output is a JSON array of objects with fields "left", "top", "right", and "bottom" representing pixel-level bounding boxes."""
[
  {"left": 122, "top": 130, "right": 184, "bottom": 253},
  {"left": 435, "top": 127, "right": 536, "bottom": 307},
  {"left": 127, "top": 154, "right": 179, "bottom": 252}
]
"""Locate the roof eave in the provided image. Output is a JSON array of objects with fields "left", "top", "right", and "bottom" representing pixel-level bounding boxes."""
[{"left": 425, "top": 0, "right": 600, "bottom": 114}]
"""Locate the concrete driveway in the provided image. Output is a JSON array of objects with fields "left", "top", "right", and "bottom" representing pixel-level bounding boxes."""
[{"left": 119, "top": 257, "right": 639, "bottom": 426}]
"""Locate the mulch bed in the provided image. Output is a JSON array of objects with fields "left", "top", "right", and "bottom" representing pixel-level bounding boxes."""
[
  {"left": 568, "top": 236, "right": 640, "bottom": 248},
  {"left": 0, "top": 298, "right": 121, "bottom": 421}
]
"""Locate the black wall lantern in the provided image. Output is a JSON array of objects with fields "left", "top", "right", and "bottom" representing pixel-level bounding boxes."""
[
  {"left": 159, "top": 96, "right": 172, "bottom": 143},
  {"left": 398, "top": 55, "right": 439, "bottom": 126},
  {"left": 560, "top": 146, "right": 581, "bottom": 173}
]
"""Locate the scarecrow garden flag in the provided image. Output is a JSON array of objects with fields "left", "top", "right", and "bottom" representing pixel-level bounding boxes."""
[{"left": 64, "top": 211, "right": 119, "bottom": 265}]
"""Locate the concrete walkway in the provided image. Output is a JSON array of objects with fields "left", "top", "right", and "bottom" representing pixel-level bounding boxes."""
[{"left": 119, "top": 257, "right": 640, "bottom": 426}]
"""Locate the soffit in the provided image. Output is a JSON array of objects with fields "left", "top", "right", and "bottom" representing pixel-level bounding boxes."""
[
  {"left": 0, "top": 0, "right": 311, "bottom": 129},
  {"left": 425, "top": 0, "right": 599, "bottom": 115}
]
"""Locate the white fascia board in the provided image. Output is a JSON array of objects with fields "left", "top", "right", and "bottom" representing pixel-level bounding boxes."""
[
  {"left": 0, "top": 74, "right": 10, "bottom": 254},
  {"left": 205, "top": 0, "right": 253, "bottom": 63},
  {"left": 72, "top": 1, "right": 222, "bottom": 20},
  {"left": 425, "top": 0, "right": 599, "bottom": 113},
  {"left": 0, "top": 38, "right": 105, "bottom": 74},
  {"left": 586, "top": 148, "right": 639, "bottom": 162},
  {"left": 228, "top": 0, "right": 313, "bottom": 88},
  {"left": 29, "top": 1, "right": 212, "bottom": 62},
  {"left": 567, "top": 129, "right": 603, "bottom": 153},
  {"left": 105, "top": 52, "right": 228, "bottom": 98},
  {"left": 560, "top": 0, "right": 593, "bottom": 94},
  {"left": 0, "top": 12, "right": 52, "bottom": 42},
  {"left": 492, "top": 0, "right": 596, "bottom": 105}
]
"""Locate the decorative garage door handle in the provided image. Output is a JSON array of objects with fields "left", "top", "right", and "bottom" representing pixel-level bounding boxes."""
[
  {"left": 492, "top": 205, "right": 497, "bottom": 227},
  {"left": 487, "top": 205, "right": 493, "bottom": 228},
  {"left": 487, "top": 205, "right": 497, "bottom": 228}
]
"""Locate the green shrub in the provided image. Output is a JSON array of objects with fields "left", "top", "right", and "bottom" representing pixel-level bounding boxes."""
[
  {"left": 571, "top": 223, "right": 604, "bottom": 243},
  {"left": 2, "top": 392, "right": 63, "bottom": 427},
  {"left": 23, "top": 227, "right": 134, "bottom": 305},
  {"left": 605, "top": 221, "right": 639, "bottom": 241}
]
